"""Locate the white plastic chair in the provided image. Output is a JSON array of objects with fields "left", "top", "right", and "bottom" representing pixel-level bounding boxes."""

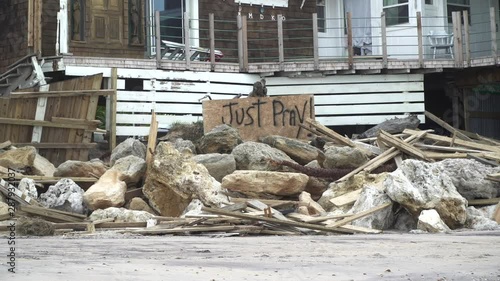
[{"left": 428, "top": 31, "right": 454, "bottom": 59}]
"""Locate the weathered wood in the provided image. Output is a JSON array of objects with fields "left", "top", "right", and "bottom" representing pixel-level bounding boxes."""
[
  {"left": 146, "top": 110, "right": 158, "bottom": 165},
  {"left": 18, "top": 205, "right": 84, "bottom": 223},
  {"left": 237, "top": 14, "right": 244, "bottom": 72},
  {"left": 14, "top": 143, "right": 97, "bottom": 149},
  {"left": 424, "top": 152, "right": 467, "bottom": 159},
  {"left": 425, "top": 111, "right": 471, "bottom": 141},
  {"left": 378, "top": 130, "right": 428, "bottom": 161},
  {"left": 0, "top": 179, "right": 32, "bottom": 205},
  {"left": 325, "top": 202, "right": 392, "bottom": 228},
  {"left": 242, "top": 16, "right": 248, "bottom": 72},
  {"left": 416, "top": 12, "right": 423, "bottom": 67},
  {"left": 381, "top": 12, "right": 387, "bottom": 68},
  {"left": 155, "top": 11, "right": 161, "bottom": 64},
  {"left": 1, "top": 175, "right": 97, "bottom": 184},
  {"left": 184, "top": 12, "right": 191, "bottom": 69},
  {"left": 346, "top": 12, "right": 353, "bottom": 68},
  {"left": 221, "top": 202, "right": 248, "bottom": 212},
  {"left": 230, "top": 198, "right": 299, "bottom": 208},
  {"left": 128, "top": 225, "right": 262, "bottom": 235},
  {"left": 467, "top": 154, "right": 499, "bottom": 167},
  {"left": 463, "top": 10, "right": 471, "bottom": 66},
  {"left": 209, "top": 13, "right": 215, "bottom": 71},
  {"left": 247, "top": 200, "right": 291, "bottom": 222},
  {"left": 278, "top": 14, "right": 284, "bottom": 68},
  {"left": 312, "top": 13, "right": 319, "bottom": 70},
  {"left": 452, "top": 12, "right": 461, "bottom": 67},
  {"left": 28, "top": 0, "right": 34, "bottom": 48},
  {"left": 329, "top": 189, "right": 362, "bottom": 207},
  {"left": 305, "top": 118, "right": 355, "bottom": 147},
  {"left": 287, "top": 213, "right": 350, "bottom": 223},
  {"left": 30, "top": 58, "right": 49, "bottom": 143},
  {"left": 491, "top": 7, "right": 498, "bottom": 63},
  {"left": 0, "top": 117, "right": 94, "bottom": 130},
  {"left": 413, "top": 143, "right": 483, "bottom": 154},
  {"left": 110, "top": 68, "right": 118, "bottom": 151},
  {"left": 201, "top": 206, "right": 354, "bottom": 234},
  {"left": 456, "top": 11, "right": 464, "bottom": 67},
  {"left": 339, "top": 224, "right": 382, "bottom": 234},
  {"left": 467, "top": 198, "right": 500, "bottom": 206},
  {"left": 8, "top": 90, "right": 114, "bottom": 99},
  {"left": 0, "top": 141, "right": 11, "bottom": 149}
]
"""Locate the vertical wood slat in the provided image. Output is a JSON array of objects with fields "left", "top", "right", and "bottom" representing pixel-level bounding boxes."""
[
  {"left": 417, "top": 12, "right": 423, "bottom": 67},
  {"left": 312, "top": 13, "right": 319, "bottom": 70},
  {"left": 110, "top": 68, "right": 118, "bottom": 151},
  {"left": 28, "top": 0, "right": 34, "bottom": 48},
  {"left": 34, "top": 0, "right": 42, "bottom": 55},
  {"left": 456, "top": 11, "right": 464, "bottom": 67},
  {"left": 463, "top": 10, "right": 471, "bottom": 66},
  {"left": 155, "top": 11, "right": 161, "bottom": 65},
  {"left": 491, "top": 6, "right": 498, "bottom": 63},
  {"left": 452, "top": 12, "right": 461, "bottom": 66},
  {"left": 278, "top": 14, "right": 284, "bottom": 69},
  {"left": 237, "top": 14, "right": 244, "bottom": 72},
  {"left": 183, "top": 12, "right": 191, "bottom": 69},
  {"left": 242, "top": 16, "right": 248, "bottom": 72},
  {"left": 209, "top": 13, "right": 215, "bottom": 71},
  {"left": 31, "top": 56, "right": 48, "bottom": 143},
  {"left": 381, "top": 12, "right": 387, "bottom": 68},
  {"left": 346, "top": 12, "right": 353, "bottom": 68}
]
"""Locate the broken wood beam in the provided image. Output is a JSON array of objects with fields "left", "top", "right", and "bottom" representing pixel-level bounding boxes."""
[
  {"left": 18, "top": 205, "right": 85, "bottom": 223},
  {"left": 305, "top": 118, "right": 356, "bottom": 148},
  {"left": 378, "top": 130, "right": 429, "bottom": 161},
  {"left": 325, "top": 202, "right": 392, "bottom": 228},
  {"left": 201, "top": 206, "right": 354, "bottom": 234},
  {"left": 467, "top": 198, "right": 500, "bottom": 206}
]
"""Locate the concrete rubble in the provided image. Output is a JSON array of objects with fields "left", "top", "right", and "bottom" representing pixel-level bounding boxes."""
[{"left": 0, "top": 116, "right": 499, "bottom": 237}]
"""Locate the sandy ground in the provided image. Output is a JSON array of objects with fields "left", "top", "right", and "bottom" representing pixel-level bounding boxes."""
[{"left": 1, "top": 230, "right": 499, "bottom": 281}]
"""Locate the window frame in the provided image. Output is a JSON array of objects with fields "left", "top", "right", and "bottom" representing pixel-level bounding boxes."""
[
  {"left": 447, "top": 0, "right": 471, "bottom": 24},
  {"left": 317, "top": 0, "right": 326, "bottom": 33},
  {"left": 383, "top": 0, "right": 410, "bottom": 27}
]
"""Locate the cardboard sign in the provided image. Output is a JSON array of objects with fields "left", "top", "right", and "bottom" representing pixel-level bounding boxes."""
[{"left": 202, "top": 95, "right": 315, "bottom": 141}]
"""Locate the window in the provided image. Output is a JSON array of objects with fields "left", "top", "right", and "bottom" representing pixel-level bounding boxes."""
[
  {"left": 425, "top": 0, "right": 433, "bottom": 5},
  {"left": 317, "top": 0, "right": 325, "bottom": 33},
  {"left": 447, "top": 0, "right": 470, "bottom": 24},
  {"left": 383, "top": 0, "right": 409, "bottom": 26}
]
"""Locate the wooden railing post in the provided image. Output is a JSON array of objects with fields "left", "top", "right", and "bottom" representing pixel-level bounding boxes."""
[
  {"left": 242, "top": 16, "right": 248, "bottom": 71},
  {"left": 209, "top": 13, "right": 215, "bottom": 71},
  {"left": 347, "top": 12, "right": 353, "bottom": 68},
  {"left": 490, "top": 6, "right": 498, "bottom": 63},
  {"left": 312, "top": 13, "right": 319, "bottom": 70},
  {"left": 417, "top": 12, "right": 423, "bottom": 67},
  {"left": 237, "top": 14, "right": 244, "bottom": 72},
  {"left": 155, "top": 11, "right": 161, "bottom": 67},
  {"left": 381, "top": 12, "right": 387, "bottom": 68},
  {"left": 452, "top": 11, "right": 461, "bottom": 66},
  {"left": 463, "top": 10, "right": 471, "bottom": 66},
  {"left": 456, "top": 11, "right": 464, "bottom": 67},
  {"left": 278, "top": 14, "right": 284, "bottom": 70},
  {"left": 183, "top": 12, "right": 191, "bottom": 69}
]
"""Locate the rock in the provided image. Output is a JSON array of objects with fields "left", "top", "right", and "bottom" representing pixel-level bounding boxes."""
[
  {"left": 323, "top": 146, "right": 370, "bottom": 169},
  {"left": 89, "top": 207, "right": 154, "bottom": 222},
  {"left": 0, "top": 146, "right": 55, "bottom": 176},
  {"left": 436, "top": 159, "right": 500, "bottom": 200},
  {"left": 222, "top": 170, "right": 308, "bottom": 197},
  {"left": 83, "top": 170, "right": 127, "bottom": 210},
  {"left": 17, "top": 217, "right": 55, "bottom": 236},
  {"left": 318, "top": 172, "right": 388, "bottom": 211},
  {"left": 392, "top": 208, "right": 417, "bottom": 231},
  {"left": 298, "top": 191, "right": 326, "bottom": 216},
  {"left": 260, "top": 135, "right": 324, "bottom": 165},
  {"left": 18, "top": 178, "right": 38, "bottom": 199},
  {"left": 54, "top": 159, "right": 108, "bottom": 178},
  {"left": 192, "top": 153, "right": 236, "bottom": 182},
  {"left": 172, "top": 138, "right": 196, "bottom": 154},
  {"left": 143, "top": 142, "right": 229, "bottom": 217},
  {"left": 181, "top": 199, "right": 204, "bottom": 218},
  {"left": 0, "top": 201, "right": 8, "bottom": 216},
  {"left": 384, "top": 159, "right": 467, "bottom": 229},
  {"left": 110, "top": 155, "right": 146, "bottom": 186},
  {"left": 465, "top": 206, "right": 499, "bottom": 230},
  {"left": 232, "top": 141, "right": 297, "bottom": 172},
  {"left": 349, "top": 186, "right": 394, "bottom": 230},
  {"left": 125, "top": 197, "right": 156, "bottom": 214},
  {"left": 110, "top": 138, "right": 146, "bottom": 166},
  {"left": 304, "top": 160, "right": 330, "bottom": 200},
  {"left": 39, "top": 179, "right": 87, "bottom": 214},
  {"left": 417, "top": 209, "right": 451, "bottom": 233},
  {"left": 356, "top": 115, "right": 420, "bottom": 139},
  {"left": 197, "top": 124, "right": 243, "bottom": 154}
]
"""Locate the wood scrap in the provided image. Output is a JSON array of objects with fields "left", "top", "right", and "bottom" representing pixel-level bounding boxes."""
[
  {"left": 424, "top": 111, "right": 472, "bottom": 141},
  {"left": 378, "top": 130, "right": 429, "bottom": 161},
  {"left": 0, "top": 140, "right": 12, "bottom": 149},
  {"left": 467, "top": 198, "right": 500, "bottom": 206},
  {"left": 305, "top": 117, "right": 356, "bottom": 148},
  {"left": 18, "top": 205, "right": 85, "bottom": 223},
  {"left": 325, "top": 202, "right": 393, "bottom": 228}
]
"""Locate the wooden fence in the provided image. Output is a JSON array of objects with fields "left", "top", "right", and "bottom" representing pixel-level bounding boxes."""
[{"left": 0, "top": 74, "right": 113, "bottom": 166}]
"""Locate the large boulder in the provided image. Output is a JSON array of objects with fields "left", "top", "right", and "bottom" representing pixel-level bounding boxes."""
[
  {"left": 349, "top": 186, "right": 394, "bottom": 230},
  {"left": 110, "top": 155, "right": 146, "bottom": 186},
  {"left": 384, "top": 159, "right": 468, "bottom": 229},
  {"left": 465, "top": 206, "right": 499, "bottom": 230},
  {"left": 89, "top": 207, "right": 154, "bottom": 222},
  {"left": 192, "top": 153, "right": 236, "bottom": 182},
  {"left": 222, "top": 170, "right": 308, "bottom": 197},
  {"left": 436, "top": 159, "right": 500, "bottom": 200},
  {"left": 0, "top": 146, "right": 55, "bottom": 176},
  {"left": 54, "top": 159, "right": 108, "bottom": 178},
  {"left": 39, "top": 179, "right": 87, "bottom": 214},
  {"left": 417, "top": 209, "right": 451, "bottom": 233},
  {"left": 197, "top": 124, "right": 243, "bottom": 154},
  {"left": 323, "top": 146, "right": 370, "bottom": 169},
  {"left": 125, "top": 197, "right": 156, "bottom": 215},
  {"left": 83, "top": 170, "right": 127, "bottom": 210},
  {"left": 110, "top": 138, "right": 146, "bottom": 166},
  {"left": 260, "top": 135, "right": 324, "bottom": 165},
  {"left": 232, "top": 141, "right": 297, "bottom": 172},
  {"left": 143, "top": 142, "right": 229, "bottom": 217}
]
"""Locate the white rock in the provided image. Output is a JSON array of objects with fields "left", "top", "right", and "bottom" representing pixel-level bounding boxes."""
[
  {"left": 417, "top": 209, "right": 451, "bottom": 233},
  {"left": 39, "top": 179, "right": 87, "bottom": 214},
  {"left": 465, "top": 206, "right": 499, "bottom": 230},
  {"left": 349, "top": 186, "right": 394, "bottom": 230},
  {"left": 18, "top": 178, "right": 38, "bottom": 199},
  {"left": 89, "top": 207, "right": 154, "bottom": 222}
]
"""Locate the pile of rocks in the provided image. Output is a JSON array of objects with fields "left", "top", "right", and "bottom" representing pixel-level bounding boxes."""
[{"left": 1, "top": 120, "right": 499, "bottom": 236}]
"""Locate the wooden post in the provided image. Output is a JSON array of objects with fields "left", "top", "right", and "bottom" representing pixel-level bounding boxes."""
[
  {"left": 28, "top": 0, "right": 34, "bottom": 49},
  {"left": 452, "top": 12, "right": 461, "bottom": 66},
  {"left": 417, "top": 12, "right": 423, "bottom": 67},
  {"left": 146, "top": 110, "right": 158, "bottom": 166},
  {"left": 237, "top": 14, "right": 244, "bottom": 72},
  {"left": 490, "top": 7, "right": 498, "bottom": 63},
  {"left": 30, "top": 56, "right": 48, "bottom": 143},
  {"left": 278, "top": 14, "right": 284, "bottom": 69},
  {"left": 456, "top": 11, "right": 464, "bottom": 67},
  {"left": 242, "top": 16, "right": 248, "bottom": 71},
  {"left": 209, "top": 13, "right": 215, "bottom": 71},
  {"left": 347, "top": 12, "right": 353, "bottom": 68},
  {"left": 155, "top": 11, "right": 161, "bottom": 65},
  {"left": 183, "top": 12, "right": 191, "bottom": 69},
  {"left": 312, "top": 13, "right": 319, "bottom": 70},
  {"left": 34, "top": 0, "right": 42, "bottom": 56},
  {"left": 381, "top": 12, "right": 387, "bottom": 68},
  {"left": 109, "top": 68, "right": 118, "bottom": 151},
  {"left": 463, "top": 10, "right": 471, "bottom": 66}
]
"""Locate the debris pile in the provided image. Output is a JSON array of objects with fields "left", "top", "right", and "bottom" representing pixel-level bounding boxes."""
[{"left": 1, "top": 111, "right": 499, "bottom": 236}]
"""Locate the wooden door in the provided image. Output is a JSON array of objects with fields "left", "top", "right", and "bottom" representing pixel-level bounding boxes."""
[{"left": 91, "top": 0, "right": 123, "bottom": 45}]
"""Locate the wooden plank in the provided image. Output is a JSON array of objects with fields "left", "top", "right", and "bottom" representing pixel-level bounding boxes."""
[
  {"left": 110, "top": 68, "right": 118, "bottom": 150},
  {"left": 201, "top": 206, "right": 354, "bottom": 234},
  {"left": 247, "top": 200, "right": 291, "bottom": 222},
  {"left": 287, "top": 213, "right": 351, "bottom": 223},
  {"left": 423, "top": 110, "right": 472, "bottom": 140},
  {"left": 1, "top": 175, "right": 97, "bottom": 184},
  {"left": 0, "top": 117, "right": 94, "bottom": 130},
  {"left": 424, "top": 152, "right": 467, "bottom": 159},
  {"left": 34, "top": 0, "right": 42, "bottom": 54},
  {"left": 230, "top": 198, "right": 299, "bottom": 208},
  {"left": 0, "top": 141, "right": 11, "bottom": 149},
  {"left": 378, "top": 130, "right": 428, "bottom": 161},
  {"left": 9, "top": 90, "right": 114, "bottom": 99},
  {"left": 456, "top": 11, "right": 464, "bottom": 67},
  {"left": 452, "top": 12, "right": 461, "bottom": 67},
  {"left": 267, "top": 74, "right": 424, "bottom": 86},
  {"left": 491, "top": 7, "right": 498, "bottom": 64},
  {"left": 28, "top": 0, "right": 34, "bottom": 47},
  {"left": 237, "top": 14, "right": 244, "bottom": 71},
  {"left": 116, "top": 102, "right": 202, "bottom": 114},
  {"left": 0, "top": 179, "right": 32, "bottom": 205},
  {"left": 242, "top": 16, "right": 248, "bottom": 72},
  {"left": 305, "top": 118, "right": 355, "bottom": 147},
  {"left": 278, "top": 14, "right": 284, "bottom": 68},
  {"left": 467, "top": 198, "right": 500, "bottom": 206},
  {"left": 183, "top": 12, "right": 191, "bottom": 69},
  {"left": 31, "top": 56, "right": 49, "bottom": 143},
  {"left": 155, "top": 11, "right": 161, "bottom": 64},
  {"left": 13, "top": 143, "right": 97, "bottom": 149},
  {"left": 315, "top": 103, "right": 424, "bottom": 116},
  {"left": 146, "top": 110, "right": 158, "bottom": 165},
  {"left": 381, "top": 12, "right": 387, "bottom": 68},
  {"left": 209, "top": 13, "right": 215, "bottom": 71},
  {"left": 416, "top": 12, "right": 423, "bottom": 67},
  {"left": 329, "top": 189, "right": 362, "bottom": 207},
  {"left": 18, "top": 205, "right": 83, "bottom": 223},
  {"left": 312, "top": 13, "right": 319, "bottom": 70},
  {"left": 317, "top": 114, "right": 425, "bottom": 127},
  {"left": 144, "top": 80, "right": 253, "bottom": 94},
  {"left": 325, "top": 202, "right": 392, "bottom": 228},
  {"left": 269, "top": 82, "right": 424, "bottom": 95},
  {"left": 315, "top": 92, "right": 425, "bottom": 105},
  {"left": 463, "top": 10, "right": 471, "bottom": 66},
  {"left": 117, "top": 91, "right": 244, "bottom": 103},
  {"left": 128, "top": 225, "right": 261, "bottom": 235},
  {"left": 346, "top": 12, "right": 353, "bottom": 68}
]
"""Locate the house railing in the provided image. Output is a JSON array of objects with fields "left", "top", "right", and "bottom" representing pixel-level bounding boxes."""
[{"left": 151, "top": 7, "right": 499, "bottom": 72}]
